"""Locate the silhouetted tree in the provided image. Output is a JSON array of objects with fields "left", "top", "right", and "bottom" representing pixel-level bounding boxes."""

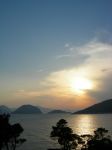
[
  {"left": 50, "top": 119, "right": 112, "bottom": 150},
  {"left": 81, "top": 128, "right": 112, "bottom": 150},
  {"left": 50, "top": 119, "right": 83, "bottom": 150},
  {"left": 0, "top": 114, "right": 26, "bottom": 150}
]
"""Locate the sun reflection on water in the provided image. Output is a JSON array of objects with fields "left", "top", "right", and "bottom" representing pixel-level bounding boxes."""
[{"left": 70, "top": 115, "right": 97, "bottom": 135}]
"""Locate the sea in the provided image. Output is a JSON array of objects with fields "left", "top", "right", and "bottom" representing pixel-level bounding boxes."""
[{"left": 10, "top": 114, "right": 112, "bottom": 150}]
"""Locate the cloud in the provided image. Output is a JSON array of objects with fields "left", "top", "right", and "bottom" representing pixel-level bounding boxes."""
[
  {"left": 54, "top": 38, "right": 112, "bottom": 73},
  {"left": 54, "top": 53, "right": 89, "bottom": 71},
  {"left": 37, "top": 69, "right": 44, "bottom": 73},
  {"left": 31, "top": 94, "right": 95, "bottom": 110},
  {"left": 87, "top": 71, "right": 112, "bottom": 101},
  {"left": 41, "top": 38, "right": 112, "bottom": 101},
  {"left": 101, "top": 68, "right": 112, "bottom": 72},
  {"left": 13, "top": 89, "right": 95, "bottom": 110},
  {"left": 56, "top": 54, "right": 72, "bottom": 59},
  {"left": 56, "top": 38, "right": 112, "bottom": 70},
  {"left": 13, "top": 38, "right": 112, "bottom": 109},
  {"left": 15, "top": 90, "right": 41, "bottom": 98},
  {"left": 64, "top": 43, "right": 70, "bottom": 48}
]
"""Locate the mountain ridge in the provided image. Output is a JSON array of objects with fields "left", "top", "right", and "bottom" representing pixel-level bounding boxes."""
[
  {"left": 48, "top": 109, "right": 71, "bottom": 114},
  {"left": 73, "top": 99, "right": 112, "bottom": 114},
  {"left": 13, "top": 104, "right": 42, "bottom": 114},
  {"left": 0, "top": 105, "right": 11, "bottom": 114}
]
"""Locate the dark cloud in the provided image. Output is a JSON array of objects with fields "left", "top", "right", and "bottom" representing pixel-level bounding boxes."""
[
  {"left": 101, "top": 68, "right": 112, "bottom": 72},
  {"left": 88, "top": 73, "right": 112, "bottom": 102}
]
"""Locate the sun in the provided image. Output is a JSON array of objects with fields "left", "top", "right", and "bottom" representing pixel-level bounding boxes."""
[{"left": 70, "top": 77, "right": 93, "bottom": 94}]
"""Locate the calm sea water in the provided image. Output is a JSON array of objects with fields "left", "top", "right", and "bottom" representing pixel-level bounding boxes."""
[{"left": 10, "top": 114, "right": 112, "bottom": 150}]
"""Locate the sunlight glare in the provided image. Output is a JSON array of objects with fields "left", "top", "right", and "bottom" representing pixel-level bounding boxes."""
[{"left": 70, "top": 77, "right": 93, "bottom": 94}]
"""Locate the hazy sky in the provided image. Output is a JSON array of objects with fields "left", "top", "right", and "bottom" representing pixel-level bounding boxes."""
[{"left": 0, "top": 0, "right": 112, "bottom": 110}]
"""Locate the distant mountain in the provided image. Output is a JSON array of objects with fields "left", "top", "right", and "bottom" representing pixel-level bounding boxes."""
[
  {"left": 38, "top": 106, "right": 75, "bottom": 113},
  {"left": 0, "top": 105, "right": 11, "bottom": 114},
  {"left": 13, "top": 105, "right": 42, "bottom": 114},
  {"left": 48, "top": 109, "right": 71, "bottom": 114},
  {"left": 10, "top": 107, "right": 17, "bottom": 112},
  {"left": 37, "top": 106, "right": 53, "bottom": 113},
  {"left": 73, "top": 99, "right": 112, "bottom": 114}
]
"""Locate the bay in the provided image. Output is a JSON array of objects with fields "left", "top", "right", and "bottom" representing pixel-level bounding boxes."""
[{"left": 10, "top": 114, "right": 112, "bottom": 150}]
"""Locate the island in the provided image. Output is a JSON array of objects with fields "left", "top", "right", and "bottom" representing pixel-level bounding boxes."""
[
  {"left": 13, "top": 104, "right": 42, "bottom": 114},
  {"left": 48, "top": 109, "right": 71, "bottom": 114},
  {"left": 73, "top": 99, "right": 112, "bottom": 114}
]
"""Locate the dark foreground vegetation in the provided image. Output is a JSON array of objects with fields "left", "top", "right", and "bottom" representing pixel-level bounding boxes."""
[
  {"left": 49, "top": 119, "right": 112, "bottom": 150},
  {"left": 0, "top": 114, "right": 26, "bottom": 150},
  {"left": 0, "top": 114, "right": 112, "bottom": 150}
]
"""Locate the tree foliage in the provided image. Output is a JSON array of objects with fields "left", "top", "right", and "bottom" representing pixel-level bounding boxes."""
[
  {"left": 81, "top": 128, "right": 112, "bottom": 150},
  {"left": 0, "top": 114, "right": 26, "bottom": 150},
  {"left": 50, "top": 119, "right": 83, "bottom": 150},
  {"left": 50, "top": 119, "right": 112, "bottom": 150}
]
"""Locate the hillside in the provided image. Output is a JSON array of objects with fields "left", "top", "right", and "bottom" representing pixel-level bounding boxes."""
[
  {"left": 13, "top": 105, "right": 42, "bottom": 114},
  {"left": 38, "top": 106, "right": 53, "bottom": 113},
  {"left": 0, "top": 105, "right": 11, "bottom": 114},
  {"left": 73, "top": 99, "right": 112, "bottom": 114},
  {"left": 48, "top": 109, "right": 70, "bottom": 114}
]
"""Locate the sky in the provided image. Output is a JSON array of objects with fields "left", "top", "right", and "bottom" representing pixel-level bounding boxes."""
[{"left": 0, "top": 0, "right": 112, "bottom": 110}]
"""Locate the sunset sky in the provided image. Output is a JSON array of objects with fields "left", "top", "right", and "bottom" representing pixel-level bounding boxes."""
[{"left": 0, "top": 0, "right": 112, "bottom": 110}]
